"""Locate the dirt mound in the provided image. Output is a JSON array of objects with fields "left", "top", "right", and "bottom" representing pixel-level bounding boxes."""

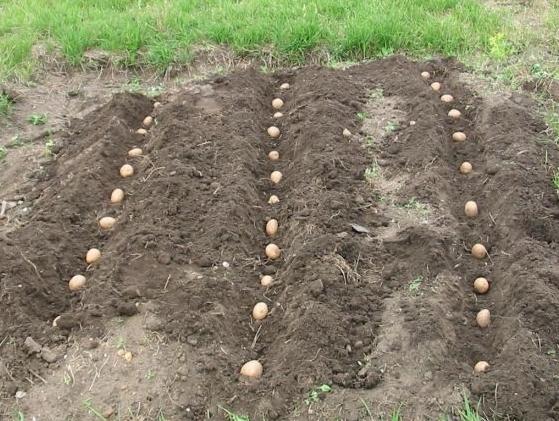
[{"left": 1, "top": 57, "right": 559, "bottom": 420}]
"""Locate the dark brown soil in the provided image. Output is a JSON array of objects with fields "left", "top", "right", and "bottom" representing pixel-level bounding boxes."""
[{"left": 2, "top": 56, "right": 559, "bottom": 420}]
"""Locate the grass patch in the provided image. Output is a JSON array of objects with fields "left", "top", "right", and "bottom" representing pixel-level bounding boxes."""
[
  {"left": 364, "top": 161, "right": 380, "bottom": 183},
  {"left": 26, "top": 113, "right": 47, "bottom": 125},
  {"left": 44, "top": 135, "right": 55, "bottom": 157},
  {"left": 552, "top": 168, "right": 559, "bottom": 191},
  {"left": 83, "top": 399, "right": 106, "bottom": 420},
  {"left": 0, "top": 146, "right": 7, "bottom": 162},
  {"left": 0, "top": 93, "right": 12, "bottom": 116},
  {"left": 408, "top": 276, "right": 423, "bottom": 296},
  {"left": 0, "top": 0, "right": 506, "bottom": 79},
  {"left": 218, "top": 406, "right": 250, "bottom": 421},
  {"left": 304, "top": 384, "right": 332, "bottom": 405},
  {"left": 545, "top": 107, "right": 559, "bottom": 145},
  {"left": 12, "top": 411, "right": 25, "bottom": 421},
  {"left": 401, "top": 197, "right": 429, "bottom": 215},
  {"left": 384, "top": 121, "right": 399, "bottom": 134},
  {"left": 456, "top": 395, "right": 486, "bottom": 421}
]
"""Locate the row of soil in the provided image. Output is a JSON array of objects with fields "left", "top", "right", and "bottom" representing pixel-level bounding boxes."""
[{"left": 1, "top": 57, "right": 559, "bottom": 420}]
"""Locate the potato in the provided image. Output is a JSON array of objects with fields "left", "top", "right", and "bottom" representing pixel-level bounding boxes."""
[
  {"left": 280, "top": 83, "right": 290, "bottom": 90},
  {"left": 268, "top": 195, "right": 280, "bottom": 204},
  {"left": 128, "top": 148, "right": 143, "bottom": 157},
  {"left": 252, "top": 302, "right": 269, "bottom": 320},
  {"left": 421, "top": 71, "right": 431, "bottom": 79},
  {"left": 448, "top": 109, "right": 462, "bottom": 118},
  {"left": 268, "top": 151, "right": 280, "bottom": 161},
  {"left": 272, "top": 98, "right": 284, "bottom": 110},
  {"left": 266, "top": 219, "right": 278, "bottom": 236},
  {"left": 471, "top": 243, "right": 487, "bottom": 259},
  {"left": 267, "top": 126, "right": 280, "bottom": 138},
  {"left": 473, "top": 277, "right": 490, "bottom": 294},
  {"left": 261, "top": 275, "right": 273, "bottom": 286},
  {"left": 459, "top": 162, "right": 472, "bottom": 174},
  {"left": 111, "top": 188, "right": 125, "bottom": 204},
  {"left": 69, "top": 275, "right": 86, "bottom": 291},
  {"left": 270, "top": 171, "right": 283, "bottom": 184},
  {"left": 274, "top": 112, "right": 283, "bottom": 118},
  {"left": 452, "top": 132, "right": 466, "bottom": 142},
  {"left": 465, "top": 201, "right": 479, "bottom": 218},
  {"left": 99, "top": 216, "right": 116, "bottom": 230},
  {"left": 143, "top": 116, "right": 153, "bottom": 128},
  {"left": 120, "top": 164, "right": 134, "bottom": 177},
  {"left": 476, "top": 309, "right": 491, "bottom": 328},
  {"left": 441, "top": 94, "right": 454, "bottom": 103},
  {"left": 474, "top": 361, "right": 490, "bottom": 373},
  {"left": 343, "top": 128, "right": 352, "bottom": 138},
  {"left": 265, "top": 243, "right": 281, "bottom": 260},
  {"left": 240, "top": 360, "right": 263, "bottom": 378},
  {"left": 136, "top": 128, "right": 147, "bottom": 135},
  {"left": 86, "top": 248, "right": 101, "bottom": 264},
  {"left": 431, "top": 82, "right": 441, "bottom": 91}
]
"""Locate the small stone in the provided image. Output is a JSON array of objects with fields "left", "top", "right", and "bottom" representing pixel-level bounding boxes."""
[
  {"left": 82, "top": 338, "right": 99, "bottom": 350},
  {"left": 409, "top": 120, "right": 416, "bottom": 126},
  {"left": 40, "top": 346, "right": 59, "bottom": 363},
  {"left": 124, "top": 351, "right": 133, "bottom": 362},
  {"left": 261, "top": 265, "right": 276, "bottom": 275},
  {"left": 424, "top": 370, "right": 433, "bottom": 380},
  {"left": 144, "top": 313, "right": 164, "bottom": 331},
  {"left": 15, "top": 390, "right": 26, "bottom": 399},
  {"left": 117, "top": 349, "right": 125, "bottom": 356},
  {"left": 222, "top": 261, "right": 230, "bottom": 269},
  {"left": 121, "top": 286, "right": 142, "bottom": 298},
  {"left": 116, "top": 302, "right": 139, "bottom": 317},
  {"left": 54, "top": 314, "right": 80, "bottom": 330},
  {"left": 102, "top": 406, "right": 114, "bottom": 418},
  {"left": 343, "top": 128, "right": 352, "bottom": 138},
  {"left": 198, "top": 256, "right": 212, "bottom": 267},
  {"left": 309, "top": 279, "right": 324, "bottom": 297},
  {"left": 24, "top": 336, "right": 42, "bottom": 354},
  {"left": 186, "top": 336, "right": 198, "bottom": 346},
  {"left": 157, "top": 252, "right": 171, "bottom": 265}
]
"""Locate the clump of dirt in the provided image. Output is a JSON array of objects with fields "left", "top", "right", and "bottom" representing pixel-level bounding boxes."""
[{"left": 1, "top": 56, "right": 559, "bottom": 420}]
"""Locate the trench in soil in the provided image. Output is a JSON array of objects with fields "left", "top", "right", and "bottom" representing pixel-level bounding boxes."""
[{"left": 1, "top": 56, "right": 559, "bottom": 420}]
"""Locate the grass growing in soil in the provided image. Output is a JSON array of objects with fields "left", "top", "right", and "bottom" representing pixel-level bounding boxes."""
[
  {"left": 0, "top": 93, "right": 12, "bottom": 116},
  {"left": 219, "top": 406, "right": 250, "bottom": 421},
  {"left": 0, "top": 0, "right": 504, "bottom": 79},
  {"left": 26, "top": 113, "right": 47, "bottom": 125}
]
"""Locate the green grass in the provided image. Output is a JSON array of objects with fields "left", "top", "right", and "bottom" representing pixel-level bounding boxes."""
[
  {"left": 83, "top": 399, "right": 106, "bottom": 421},
  {"left": 545, "top": 107, "right": 559, "bottom": 145},
  {"left": 26, "top": 113, "right": 47, "bottom": 125},
  {"left": 218, "top": 406, "right": 250, "bottom": 421},
  {"left": 552, "top": 168, "right": 559, "bottom": 191},
  {"left": 12, "top": 410, "right": 25, "bottom": 421},
  {"left": 364, "top": 162, "right": 380, "bottom": 183},
  {"left": 304, "top": 384, "right": 332, "bottom": 405},
  {"left": 0, "top": 0, "right": 506, "bottom": 80},
  {"left": 456, "top": 395, "right": 486, "bottom": 421},
  {"left": 408, "top": 276, "right": 423, "bottom": 296},
  {"left": 0, "top": 93, "right": 12, "bottom": 116},
  {"left": 401, "top": 197, "right": 429, "bottom": 215}
]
